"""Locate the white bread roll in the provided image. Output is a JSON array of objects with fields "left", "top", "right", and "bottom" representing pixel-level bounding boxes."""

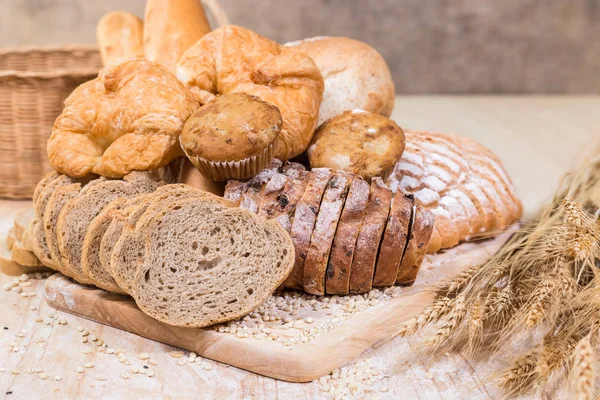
[
  {"left": 286, "top": 36, "right": 395, "bottom": 127},
  {"left": 96, "top": 11, "right": 144, "bottom": 67},
  {"left": 144, "top": 0, "right": 212, "bottom": 73}
]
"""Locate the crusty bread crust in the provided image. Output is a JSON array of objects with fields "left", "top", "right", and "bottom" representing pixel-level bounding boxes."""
[{"left": 349, "top": 178, "right": 391, "bottom": 294}]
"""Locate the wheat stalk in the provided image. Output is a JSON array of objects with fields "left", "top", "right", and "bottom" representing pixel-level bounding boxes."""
[
  {"left": 446, "top": 265, "right": 480, "bottom": 293},
  {"left": 396, "top": 296, "right": 455, "bottom": 337},
  {"left": 570, "top": 335, "right": 595, "bottom": 400},
  {"left": 426, "top": 294, "right": 467, "bottom": 347},
  {"left": 500, "top": 351, "right": 539, "bottom": 393}
]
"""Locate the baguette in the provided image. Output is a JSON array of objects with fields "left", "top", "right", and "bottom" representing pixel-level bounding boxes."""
[
  {"left": 96, "top": 11, "right": 144, "bottom": 66},
  {"left": 144, "top": 0, "right": 211, "bottom": 72}
]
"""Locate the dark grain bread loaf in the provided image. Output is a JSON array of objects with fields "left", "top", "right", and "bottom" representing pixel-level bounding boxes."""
[
  {"left": 325, "top": 177, "right": 369, "bottom": 295},
  {"left": 372, "top": 191, "right": 413, "bottom": 287},
  {"left": 349, "top": 177, "right": 391, "bottom": 294},
  {"left": 303, "top": 172, "right": 352, "bottom": 295},
  {"left": 130, "top": 200, "right": 294, "bottom": 327}
]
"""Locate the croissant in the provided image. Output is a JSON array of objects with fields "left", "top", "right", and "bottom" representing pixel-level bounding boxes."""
[
  {"left": 47, "top": 59, "right": 200, "bottom": 178},
  {"left": 176, "top": 25, "right": 324, "bottom": 161},
  {"left": 387, "top": 131, "right": 522, "bottom": 253}
]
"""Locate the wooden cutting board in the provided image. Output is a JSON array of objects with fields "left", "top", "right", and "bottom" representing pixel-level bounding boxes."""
[{"left": 44, "top": 225, "right": 516, "bottom": 383}]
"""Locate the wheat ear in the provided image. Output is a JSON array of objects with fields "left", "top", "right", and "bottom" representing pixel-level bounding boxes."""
[
  {"left": 571, "top": 335, "right": 595, "bottom": 400},
  {"left": 396, "top": 296, "right": 455, "bottom": 337}
]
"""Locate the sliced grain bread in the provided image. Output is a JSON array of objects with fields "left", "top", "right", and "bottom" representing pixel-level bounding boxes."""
[
  {"left": 131, "top": 200, "right": 294, "bottom": 327},
  {"left": 81, "top": 197, "right": 129, "bottom": 293},
  {"left": 325, "top": 177, "right": 369, "bottom": 295},
  {"left": 33, "top": 171, "right": 60, "bottom": 206},
  {"left": 285, "top": 168, "right": 332, "bottom": 290},
  {"left": 303, "top": 172, "right": 352, "bottom": 295},
  {"left": 396, "top": 205, "right": 435, "bottom": 285},
  {"left": 239, "top": 159, "right": 283, "bottom": 213},
  {"left": 110, "top": 185, "right": 227, "bottom": 294},
  {"left": 349, "top": 177, "right": 391, "bottom": 294},
  {"left": 372, "top": 191, "right": 413, "bottom": 287},
  {"left": 57, "top": 172, "right": 161, "bottom": 284}
]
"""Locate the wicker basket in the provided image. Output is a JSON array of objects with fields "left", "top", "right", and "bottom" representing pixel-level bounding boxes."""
[{"left": 0, "top": 45, "right": 102, "bottom": 199}]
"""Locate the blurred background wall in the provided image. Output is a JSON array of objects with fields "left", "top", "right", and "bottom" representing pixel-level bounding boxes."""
[{"left": 2, "top": 0, "right": 599, "bottom": 94}]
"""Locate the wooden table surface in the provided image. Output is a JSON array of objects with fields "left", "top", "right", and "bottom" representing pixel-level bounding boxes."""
[{"left": 0, "top": 96, "right": 598, "bottom": 399}]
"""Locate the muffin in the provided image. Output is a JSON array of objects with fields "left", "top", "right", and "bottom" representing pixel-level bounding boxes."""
[
  {"left": 180, "top": 93, "right": 282, "bottom": 181},
  {"left": 307, "top": 110, "right": 405, "bottom": 180}
]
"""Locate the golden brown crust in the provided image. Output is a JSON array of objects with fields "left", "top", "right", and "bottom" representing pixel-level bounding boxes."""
[
  {"left": 308, "top": 110, "right": 405, "bottom": 180},
  {"left": 96, "top": 11, "right": 144, "bottom": 67},
  {"left": 287, "top": 36, "right": 395, "bottom": 126},
  {"left": 47, "top": 59, "right": 200, "bottom": 178},
  {"left": 181, "top": 93, "right": 281, "bottom": 162},
  {"left": 177, "top": 25, "right": 324, "bottom": 161},
  {"left": 396, "top": 206, "right": 435, "bottom": 285},
  {"left": 143, "top": 0, "right": 211, "bottom": 72}
]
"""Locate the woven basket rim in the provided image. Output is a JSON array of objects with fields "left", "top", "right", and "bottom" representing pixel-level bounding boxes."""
[
  {"left": 0, "top": 43, "right": 99, "bottom": 55},
  {"left": 0, "top": 69, "right": 99, "bottom": 80}
]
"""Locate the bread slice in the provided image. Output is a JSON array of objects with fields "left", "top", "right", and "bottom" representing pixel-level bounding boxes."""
[
  {"left": 98, "top": 192, "right": 157, "bottom": 289},
  {"left": 131, "top": 201, "right": 294, "bottom": 327},
  {"left": 57, "top": 172, "right": 161, "bottom": 285},
  {"left": 43, "top": 179, "right": 105, "bottom": 278},
  {"left": 257, "top": 172, "right": 288, "bottom": 219},
  {"left": 281, "top": 162, "right": 306, "bottom": 179},
  {"left": 304, "top": 172, "right": 352, "bottom": 295},
  {"left": 110, "top": 185, "right": 224, "bottom": 294},
  {"left": 325, "top": 177, "right": 369, "bottom": 295},
  {"left": 372, "top": 190, "right": 413, "bottom": 287},
  {"left": 349, "top": 177, "right": 392, "bottom": 294},
  {"left": 272, "top": 170, "right": 309, "bottom": 233},
  {"left": 1, "top": 237, "right": 47, "bottom": 275},
  {"left": 12, "top": 240, "right": 44, "bottom": 267},
  {"left": 20, "top": 220, "right": 35, "bottom": 252},
  {"left": 14, "top": 208, "right": 35, "bottom": 242},
  {"left": 6, "top": 228, "right": 16, "bottom": 250},
  {"left": 81, "top": 197, "right": 129, "bottom": 293},
  {"left": 285, "top": 168, "right": 332, "bottom": 290},
  {"left": 33, "top": 171, "right": 60, "bottom": 207},
  {"left": 396, "top": 205, "right": 435, "bottom": 285},
  {"left": 223, "top": 180, "right": 246, "bottom": 206}
]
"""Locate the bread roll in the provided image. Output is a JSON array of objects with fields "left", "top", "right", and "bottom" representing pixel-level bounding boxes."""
[
  {"left": 144, "top": 0, "right": 211, "bottom": 72},
  {"left": 286, "top": 36, "right": 395, "bottom": 127},
  {"left": 96, "top": 11, "right": 144, "bottom": 66}
]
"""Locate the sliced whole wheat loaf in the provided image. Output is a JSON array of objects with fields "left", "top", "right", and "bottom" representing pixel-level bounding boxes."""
[
  {"left": 7, "top": 228, "right": 16, "bottom": 250},
  {"left": 285, "top": 168, "right": 332, "bottom": 290},
  {"left": 372, "top": 191, "right": 413, "bottom": 287},
  {"left": 33, "top": 171, "right": 60, "bottom": 207},
  {"left": 131, "top": 201, "right": 294, "bottom": 327},
  {"left": 325, "top": 177, "right": 370, "bottom": 294},
  {"left": 238, "top": 159, "right": 283, "bottom": 213},
  {"left": 349, "top": 178, "right": 392, "bottom": 294},
  {"left": 396, "top": 205, "right": 435, "bottom": 285},
  {"left": 12, "top": 240, "right": 44, "bottom": 267},
  {"left": 303, "top": 172, "right": 352, "bottom": 295},
  {"left": 14, "top": 208, "right": 35, "bottom": 241}
]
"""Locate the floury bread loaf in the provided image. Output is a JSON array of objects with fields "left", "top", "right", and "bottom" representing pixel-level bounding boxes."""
[
  {"left": 96, "top": 11, "right": 144, "bottom": 66},
  {"left": 286, "top": 36, "right": 395, "bottom": 127}
]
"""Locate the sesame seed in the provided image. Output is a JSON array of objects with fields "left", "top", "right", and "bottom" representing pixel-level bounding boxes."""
[
  {"left": 39, "top": 374, "right": 49, "bottom": 380},
  {"left": 84, "top": 362, "right": 95, "bottom": 369},
  {"left": 81, "top": 337, "right": 88, "bottom": 343},
  {"left": 10, "top": 369, "right": 19, "bottom": 375},
  {"left": 139, "top": 353, "right": 149, "bottom": 360},
  {"left": 77, "top": 327, "right": 84, "bottom": 332},
  {"left": 120, "top": 372, "right": 130, "bottom": 379},
  {"left": 96, "top": 375, "right": 107, "bottom": 381},
  {"left": 34, "top": 368, "right": 43, "bottom": 373},
  {"left": 54, "top": 375, "right": 62, "bottom": 381},
  {"left": 81, "top": 330, "right": 90, "bottom": 337},
  {"left": 169, "top": 351, "right": 184, "bottom": 358},
  {"left": 76, "top": 367, "right": 84, "bottom": 373},
  {"left": 0, "top": 368, "right": 6, "bottom": 372},
  {"left": 106, "top": 348, "right": 115, "bottom": 354}
]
